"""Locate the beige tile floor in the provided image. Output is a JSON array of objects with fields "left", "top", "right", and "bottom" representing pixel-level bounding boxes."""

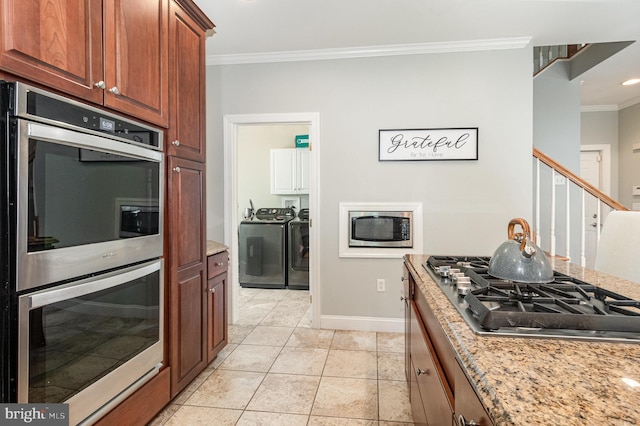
[{"left": 150, "top": 287, "right": 414, "bottom": 425}]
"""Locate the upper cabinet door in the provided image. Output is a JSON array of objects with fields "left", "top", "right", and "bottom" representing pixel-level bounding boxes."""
[
  {"left": 270, "top": 148, "right": 310, "bottom": 194},
  {"left": 296, "top": 148, "right": 310, "bottom": 193},
  {"left": 167, "top": 0, "right": 206, "bottom": 161},
  {"left": 0, "top": 0, "right": 169, "bottom": 127},
  {"left": 0, "top": 0, "right": 104, "bottom": 104},
  {"left": 104, "top": 0, "right": 169, "bottom": 127}
]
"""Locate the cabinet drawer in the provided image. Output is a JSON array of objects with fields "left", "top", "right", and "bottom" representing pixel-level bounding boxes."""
[
  {"left": 414, "top": 281, "right": 457, "bottom": 393},
  {"left": 411, "top": 302, "right": 454, "bottom": 426},
  {"left": 455, "top": 360, "right": 494, "bottom": 426},
  {"left": 207, "top": 252, "right": 228, "bottom": 278}
]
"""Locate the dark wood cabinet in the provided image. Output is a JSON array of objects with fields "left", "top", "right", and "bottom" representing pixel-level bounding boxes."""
[
  {"left": 402, "top": 266, "right": 411, "bottom": 384},
  {"left": 103, "top": 0, "right": 169, "bottom": 126},
  {"left": 166, "top": 157, "right": 207, "bottom": 397},
  {"left": 0, "top": 0, "right": 103, "bottom": 103},
  {"left": 206, "top": 251, "right": 228, "bottom": 363},
  {"left": 93, "top": 368, "right": 171, "bottom": 426},
  {"left": 0, "top": 0, "right": 169, "bottom": 127},
  {"left": 167, "top": 0, "right": 207, "bottom": 161},
  {"left": 410, "top": 297, "right": 453, "bottom": 426},
  {"left": 455, "top": 361, "right": 494, "bottom": 426},
  {"left": 1, "top": 0, "right": 214, "bottom": 420},
  {"left": 164, "top": 1, "right": 214, "bottom": 398},
  {"left": 405, "top": 260, "right": 494, "bottom": 426},
  {"left": 409, "top": 357, "right": 428, "bottom": 426}
]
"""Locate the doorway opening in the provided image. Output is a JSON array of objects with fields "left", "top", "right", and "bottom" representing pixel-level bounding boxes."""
[
  {"left": 223, "top": 113, "right": 320, "bottom": 327},
  {"left": 580, "top": 144, "right": 612, "bottom": 268}
]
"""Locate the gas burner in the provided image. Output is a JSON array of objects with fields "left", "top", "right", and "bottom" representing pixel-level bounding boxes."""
[{"left": 423, "top": 255, "right": 640, "bottom": 342}]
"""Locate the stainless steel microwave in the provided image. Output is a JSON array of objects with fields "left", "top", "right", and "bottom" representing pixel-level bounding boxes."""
[{"left": 348, "top": 211, "right": 413, "bottom": 248}]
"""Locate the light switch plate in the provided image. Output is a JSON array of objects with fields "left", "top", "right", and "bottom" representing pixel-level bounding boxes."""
[
  {"left": 633, "top": 186, "right": 640, "bottom": 196},
  {"left": 554, "top": 175, "right": 566, "bottom": 185}
]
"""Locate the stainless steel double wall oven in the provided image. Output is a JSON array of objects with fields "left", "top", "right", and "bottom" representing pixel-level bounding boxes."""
[{"left": 0, "top": 82, "right": 164, "bottom": 425}]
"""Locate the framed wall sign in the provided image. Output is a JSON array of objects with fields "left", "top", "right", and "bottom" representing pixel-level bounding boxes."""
[{"left": 379, "top": 128, "right": 478, "bottom": 161}]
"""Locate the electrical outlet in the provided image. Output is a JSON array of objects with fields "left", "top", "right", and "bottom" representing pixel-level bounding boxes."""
[{"left": 377, "top": 279, "right": 385, "bottom": 292}]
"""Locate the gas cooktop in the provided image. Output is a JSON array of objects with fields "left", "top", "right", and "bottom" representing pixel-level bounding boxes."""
[{"left": 423, "top": 255, "right": 640, "bottom": 343}]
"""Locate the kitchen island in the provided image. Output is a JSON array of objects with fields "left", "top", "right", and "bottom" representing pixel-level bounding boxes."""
[{"left": 404, "top": 254, "right": 640, "bottom": 426}]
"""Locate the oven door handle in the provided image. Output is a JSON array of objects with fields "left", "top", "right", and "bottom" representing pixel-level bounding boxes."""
[
  {"left": 24, "top": 120, "right": 163, "bottom": 162},
  {"left": 23, "top": 259, "right": 162, "bottom": 309}
]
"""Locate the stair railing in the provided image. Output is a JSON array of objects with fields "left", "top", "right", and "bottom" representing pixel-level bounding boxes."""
[
  {"left": 532, "top": 148, "right": 628, "bottom": 267},
  {"left": 533, "top": 44, "right": 586, "bottom": 75}
]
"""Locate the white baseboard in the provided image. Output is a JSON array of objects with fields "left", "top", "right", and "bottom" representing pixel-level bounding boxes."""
[{"left": 319, "top": 315, "right": 404, "bottom": 333}]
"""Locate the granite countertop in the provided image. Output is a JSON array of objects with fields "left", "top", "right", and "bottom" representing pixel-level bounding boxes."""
[
  {"left": 206, "top": 240, "right": 228, "bottom": 257},
  {"left": 405, "top": 254, "right": 640, "bottom": 426}
]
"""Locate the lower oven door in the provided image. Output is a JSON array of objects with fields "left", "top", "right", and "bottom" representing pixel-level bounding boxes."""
[{"left": 17, "top": 259, "right": 163, "bottom": 425}]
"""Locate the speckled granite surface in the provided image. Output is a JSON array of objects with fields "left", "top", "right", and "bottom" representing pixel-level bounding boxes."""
[
  {"left": 206, "top": 240, "right": 228, "bottom": 256},
  {"left": 405, "top": 254, "right": 640, "bottom": 426}
]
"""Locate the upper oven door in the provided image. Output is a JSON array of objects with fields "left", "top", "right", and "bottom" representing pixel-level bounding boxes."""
[{"left": 16, "top": 119, "right": 164, "bottom": 292}]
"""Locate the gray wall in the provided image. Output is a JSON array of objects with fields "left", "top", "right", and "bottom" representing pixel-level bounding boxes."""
[
  {"left": 619, "top": 102, "right": 640, "bottom": 209},
  {"left": 581, "top": 105, "right": 640, "bottom": 210},
  {"left": 206, "top": 47, "right": 533, "bottom": 322},
  {"left": 580, "top": 110, "right": 619, "bottom": 199},
  {"left": 533, "top": 61, "right": 581, "bottom": 172},
  {"left": 533, "top": 60, "right": 583, "bottom": 260}
]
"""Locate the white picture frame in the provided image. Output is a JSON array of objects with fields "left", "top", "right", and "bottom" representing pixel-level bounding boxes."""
[{"left": 379, "top": 128, "right": 478, "bottom": 161}]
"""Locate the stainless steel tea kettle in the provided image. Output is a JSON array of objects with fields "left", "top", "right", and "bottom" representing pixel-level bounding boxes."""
[{"left": 488, "top": 218, "right": 554, "bottom": 283}]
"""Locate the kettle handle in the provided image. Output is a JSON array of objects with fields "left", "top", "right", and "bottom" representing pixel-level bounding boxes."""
[{"left": 507, "top": 218, "right": 531, "bottom": 252}]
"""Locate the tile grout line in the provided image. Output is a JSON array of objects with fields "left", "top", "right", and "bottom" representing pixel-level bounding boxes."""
[{"left": 153, "top": 289, "right": 412, "bottom": 425}]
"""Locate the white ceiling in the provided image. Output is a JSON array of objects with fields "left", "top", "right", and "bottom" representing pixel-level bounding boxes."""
[{"left": 193, "top": 0, "right": 640, "bottom": 109}]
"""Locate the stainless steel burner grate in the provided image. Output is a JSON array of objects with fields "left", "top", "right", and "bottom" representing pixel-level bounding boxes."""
[{"left": 424, "top": 255, "right": 640, "bottom": 342}]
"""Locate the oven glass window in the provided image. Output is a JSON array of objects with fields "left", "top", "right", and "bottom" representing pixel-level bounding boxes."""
[
  {"left": 27, "top": 270, "right": 160, "bottom": 403},
  {"left": 119, "top": 206, "right": 159, "bottom": 238},
  {"left": 27, "top": 139, "right": 160, "bottom": 252}
]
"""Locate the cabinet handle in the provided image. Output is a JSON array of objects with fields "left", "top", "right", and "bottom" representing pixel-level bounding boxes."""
[
  {"left": 94, "top": 80, "right": 106, "bottom": 89},
  {"left": 171, "top": 140, "right": 180, "bottom": 146},
  {"left": 209, "top": 288, "right": 215, "bottom": 293},
  {"left": 416, "top": 368, "right": 429, "bottom": 376},
  {"left": 109, "top": 86, "right": 120, "bottom": 95},
  {"left": 457, "top": 415, "right": 479, "bottom": 426},
  {"left": 400, "top": 296, "right": 407, "bottom": 302},
  {"left": 215, "top": 262, "right": 224, "bottom": 267},
  {"left": 172, "top": 166, "right": 181, "bottom": 173}
]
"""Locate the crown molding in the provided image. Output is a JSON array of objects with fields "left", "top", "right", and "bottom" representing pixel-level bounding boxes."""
[
  {"left": 581, "top": 96, "right": 640, "bottom": 112},
  {"left": 206, "top": 37, "right": 532, "bottom": 66},
  {"left": 620, "top": 96, "right": 640, "bottom": 110},
  {"left": 581, "top": 105, "right": 620, "bottom": 112}
]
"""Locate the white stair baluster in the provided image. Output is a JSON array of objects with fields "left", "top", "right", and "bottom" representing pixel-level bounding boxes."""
[
  {"left": 565, "top": 180, "right": 571, "bottom": 261},
  {"left": 580, "top": 189, "right": 586, "bottom": 267},
  {"left": 550, "top": 170, "right": 556, "bottom": 257},
  {"left": 535, "top": 158, "right": 541, "bottom": 246}
]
